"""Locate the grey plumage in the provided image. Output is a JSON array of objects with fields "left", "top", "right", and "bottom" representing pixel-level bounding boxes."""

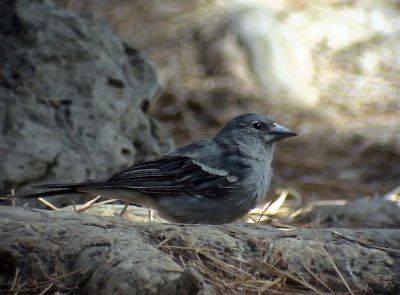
[{"left": 14, "top": 113, "right": 296, "bottom": 224}]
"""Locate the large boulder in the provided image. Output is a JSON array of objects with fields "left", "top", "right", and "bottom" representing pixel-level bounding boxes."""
[{"left": 0, "top": 0, "right": 173, "bottom": 195}]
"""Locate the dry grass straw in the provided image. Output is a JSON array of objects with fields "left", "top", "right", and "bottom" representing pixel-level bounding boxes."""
[
  {"left": 312, "top": 227, "right": 354, "bottom": 295},
  {"left": 35, "top": 195, "right": 120, "bottom": 214},
  {"left": 247, "top": 189, "right": 303, "bottom": 225},
  {"left": 3, "top": 268, "right": 83, "bottom": 295},
  {"left": 156, "top": 230, "right": 345, "bottom": 294},
  {"left": 332, "top": 231, "right": 400, "bottom": 255}
]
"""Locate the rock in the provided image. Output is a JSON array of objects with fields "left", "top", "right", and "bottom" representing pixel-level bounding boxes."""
[
  {"left": 290, "top": 0, "right": 400, "bottom": 113},
  {"left": 0, "top": 0, "right": 173, "bottom": 195},
  {"left": 0, "top": 206, "right": 398, "bottom": 294},
  {"left": 300, "top": 198, "right": 400, "bottom": 228}
]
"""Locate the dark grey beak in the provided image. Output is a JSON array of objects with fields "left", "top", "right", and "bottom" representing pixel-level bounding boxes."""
[{"left": 268, "top": 123, "right": 297, "bottom": 142}]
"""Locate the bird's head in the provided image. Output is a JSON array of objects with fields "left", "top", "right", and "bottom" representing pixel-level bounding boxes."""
[{"left": 215, "top": 113, "right": 297, "bottom": 146}]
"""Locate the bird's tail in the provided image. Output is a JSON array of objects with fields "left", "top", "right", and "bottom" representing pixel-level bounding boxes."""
[
  {"left": 1, "top": 183, "right": 84, "bottom": 200},
  {"left": 1, "top": 182, "right": 151, "bottom": 207}
]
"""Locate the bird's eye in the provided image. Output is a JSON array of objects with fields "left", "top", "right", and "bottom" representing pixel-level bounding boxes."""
[{"left": 252, "top": 121, "right": 262, "bottom": 130}]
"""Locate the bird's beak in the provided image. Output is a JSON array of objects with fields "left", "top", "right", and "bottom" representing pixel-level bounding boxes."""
[{"left": 267, "top": 123, "right": 297, "bottom": 142}]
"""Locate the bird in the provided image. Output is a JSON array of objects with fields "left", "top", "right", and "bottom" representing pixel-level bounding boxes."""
[{"left": 11, "top": 113, "right": 296, "bottom": 224}]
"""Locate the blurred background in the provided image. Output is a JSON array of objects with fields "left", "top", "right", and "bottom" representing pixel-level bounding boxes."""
[
  {"left": 60, "top": 0, "right": 400, "bottom": 202},
  {"left": 1, "top": 0, "right": 399, "bottom": 213}
]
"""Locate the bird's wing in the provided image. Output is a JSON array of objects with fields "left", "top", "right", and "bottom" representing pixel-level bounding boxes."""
[
  {"left": 103, "top": 155, "right": 240, "bottom": 196},
  {"left": 26, "top": 156, "right": 241, "bottom": 198}
]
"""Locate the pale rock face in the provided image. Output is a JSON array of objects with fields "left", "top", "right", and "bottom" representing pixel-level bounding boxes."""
[{"left": 202, "top": 3, "right": 319, "bottom": 109}]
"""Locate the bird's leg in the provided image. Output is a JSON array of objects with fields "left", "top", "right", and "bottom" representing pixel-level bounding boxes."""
[
  {"left": 148, "top": 209, "right": 154, "bottom": 222},
  {"left": 119, "top": 202, "right": 129, "bottom": 217}
]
